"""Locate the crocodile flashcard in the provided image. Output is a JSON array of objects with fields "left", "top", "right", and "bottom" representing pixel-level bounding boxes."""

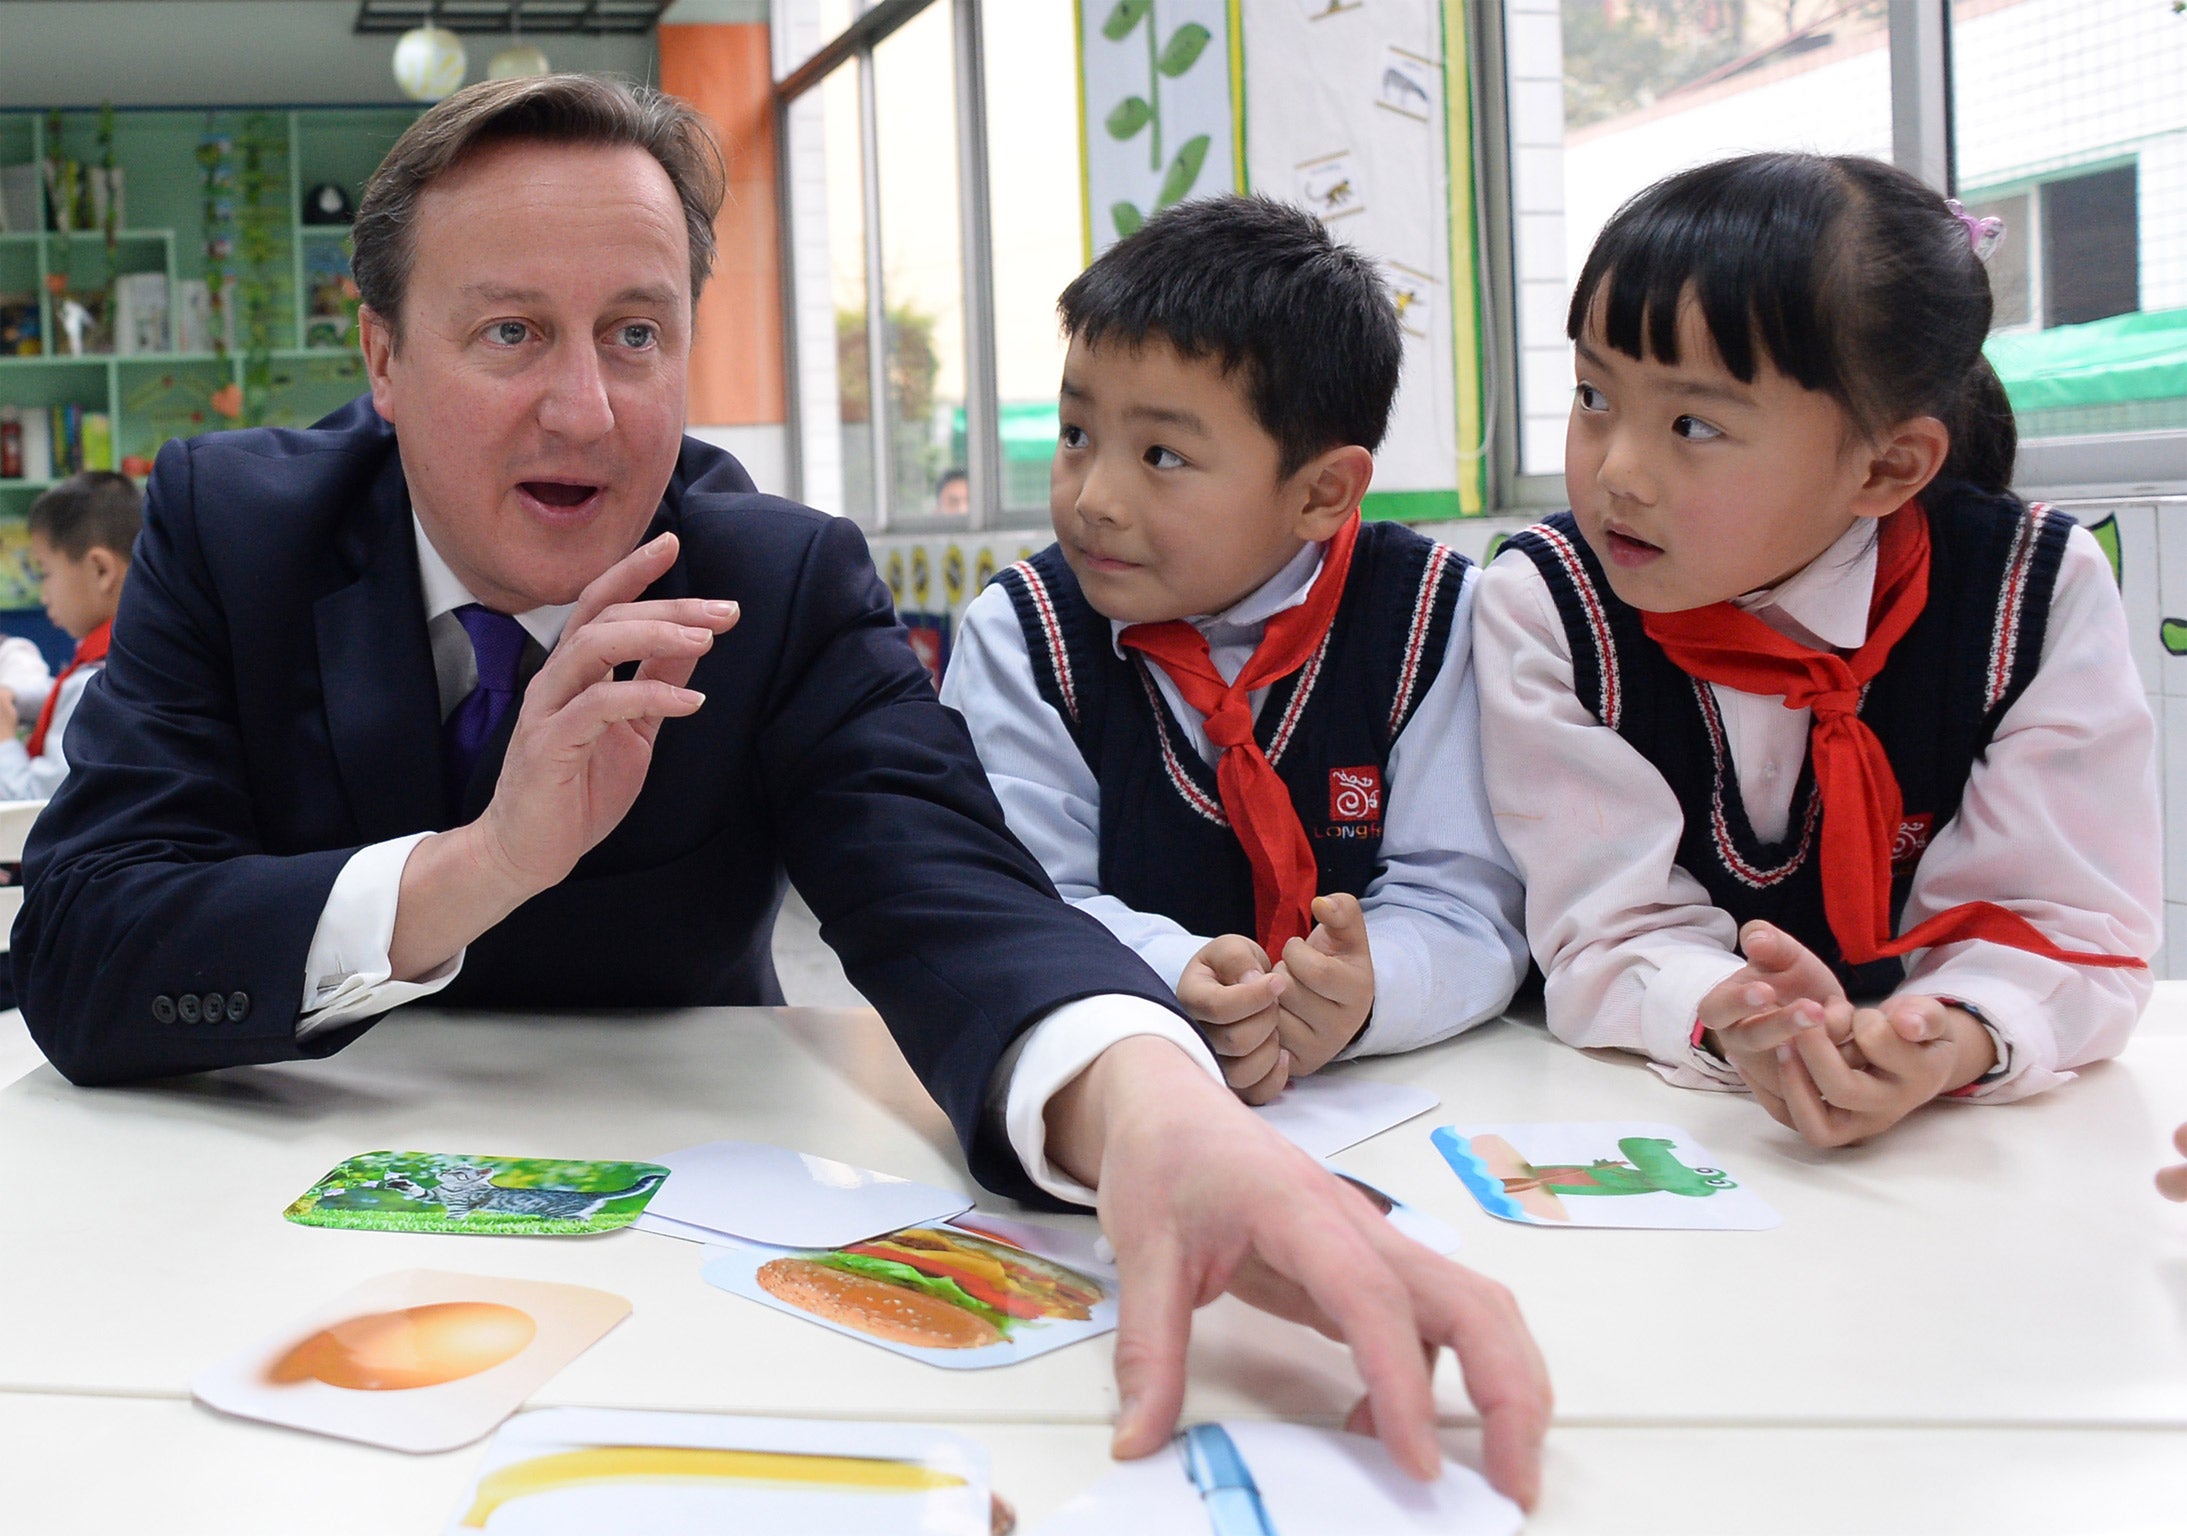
[
  {"left": 1432, "top": 1122, "right": 1780, "bottom": 1230},
  {"left": 286, "top": 1151, "right": 671, "bottom": 1236}
]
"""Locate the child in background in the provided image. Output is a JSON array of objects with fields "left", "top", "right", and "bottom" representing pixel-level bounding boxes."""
[
  {"left": 0, "top": 470, "right": 139, "bottom": 800},
  {"left": 1476, "top": 153, "right": 2158, "bottom": 1146},
  {"left": 943, "top": 195, "right": 1527, "bottom": 1103}
]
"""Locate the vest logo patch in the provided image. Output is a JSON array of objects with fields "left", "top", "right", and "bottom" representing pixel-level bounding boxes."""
[
  {"left": 1329, "top": 767, "right": 1382, "bottom": 822},
  {"left": 1892, "top": 815, "right": 1934, "bottom": 869}
]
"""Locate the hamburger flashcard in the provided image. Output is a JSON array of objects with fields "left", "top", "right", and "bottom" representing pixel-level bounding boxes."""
[
  {"left": 285, "top": 1151, "right": 670, "bottom": 1237},
  {"left": 702, "top": 1220, "right": 1118, "bottom": 1369},
  {"left": 1433, "top": 1122, "right": 1781, "bottom": 1230},
  {"left": 444, "top": 1407, "right": 994, "bottom": 1535},
  {"left": 191, "top": 1270, "right": 631, "bottom": 1452}
]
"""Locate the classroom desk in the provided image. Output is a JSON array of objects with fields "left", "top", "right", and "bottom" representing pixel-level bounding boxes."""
[{"left": 3, "top": 993, "right": 2186, "bottom": 1532}]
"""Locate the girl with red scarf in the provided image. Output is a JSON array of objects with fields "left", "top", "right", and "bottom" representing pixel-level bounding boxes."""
[{"left": 1477, "top": 154, "right": 2158, "bottom": 1147}]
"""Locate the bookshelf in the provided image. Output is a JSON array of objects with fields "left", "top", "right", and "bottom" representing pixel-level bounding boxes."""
[{"left": 0, "top": 105, "right": 419, "bottom": 632}]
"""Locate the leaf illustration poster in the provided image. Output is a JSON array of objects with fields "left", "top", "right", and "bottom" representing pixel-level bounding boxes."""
[{"left": 1078, "top": 0, "right": 1242, "bottom": 257}]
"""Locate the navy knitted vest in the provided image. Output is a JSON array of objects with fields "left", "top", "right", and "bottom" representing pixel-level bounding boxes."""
[
  {"left": 993, "top": 524, "right": 1467, "bottom": 946},
  {"left": 1506, "top": 486, "right": 2071, "bottom": 997}
]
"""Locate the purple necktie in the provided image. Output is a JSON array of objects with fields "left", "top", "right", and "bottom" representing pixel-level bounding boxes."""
[{"left": 443, "top": 604, "right": 528, "bottom": 810}]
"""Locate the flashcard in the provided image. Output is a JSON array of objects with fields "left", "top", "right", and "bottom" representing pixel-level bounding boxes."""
[
  {"left": 446, "top": 1407, "right": 992, "bottom": 1535},
  {"left": 1295, "top": 150, "right": 1365, "bottom": 222},
  {"left": 1433, "top": 1122, "right": 1781, "bottom": 1230},
  {"left": 284, "top": 1151, "right": 669, "bottom": 1237},
  {"left": 191, "top": 1270, "right": 630, "bottom": 1453},
  {"left": 703, "top": 1218, "right": 1118, "bottom": 1371},
  {"left": 1376, "top": 47, "right": 1439, "bottom": 122},
  {"left": 1328, "top": 1163, "right": 1462, "bottom": 1254},
  {"left": 1030, "top": 1422, "right": 1522, "bottom": 1536},
  {"left": 1256, "top": 1073, "right": 1440, "bottom": 1158},
  {"left": 637, "top": 1140, "right": 972, "bottom": 1250}
]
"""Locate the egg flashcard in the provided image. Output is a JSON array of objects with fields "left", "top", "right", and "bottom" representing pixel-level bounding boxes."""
[
  {"left": 1029, "top": 1422, "right": 1522, "bottom": 1536},
  {"left": 445, "top": 1408, "right": 994, "bottom": 1535},
  {"left": 191, "top": 1270, "right": 631, "bottom": 1452},
  {"left": 285, "top": 1151, "right": 670, "bottom": 1236},
  {"left": 1432, "top": 1122, "right": 1781, "bottom": 1230},
  {"left": 702, "top": 1218, "right": 1118, "bottom": 1370}
]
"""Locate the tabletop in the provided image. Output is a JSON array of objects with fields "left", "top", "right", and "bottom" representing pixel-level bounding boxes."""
[{"left": 3, "top": 991, "right": 2186, "bottom": 1531}]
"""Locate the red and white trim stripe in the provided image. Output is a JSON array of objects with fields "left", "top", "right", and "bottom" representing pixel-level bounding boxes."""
[
  {"left": 1984, "top": 503, "right": 2050, "bottom": 714},
  {"left": 1690, "top": 678, "right": 1820, "bottom": 890},
  {"left": 1387, "top": 544, "right": 1454, "bottom": 737},
  {"left": 1266, "top": 628, "right": 1333, "bottom": 767},
  {"left": 1533, "top": 523, "right": 1621, "bottom": 729},
  {"left": 1005, "top": 558, "right": 1078, "bottom": 725},
  {"left": 1135, "top": 663, "right": 1228, "bottom": 826}
]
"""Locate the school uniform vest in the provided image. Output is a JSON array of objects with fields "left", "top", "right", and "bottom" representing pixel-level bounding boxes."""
[
  {"left": 993, "top": 525, "right": 1467, "bottom": 947},
  {"left": 1506, "top": 485, "right": 2073, "bottom": 997}
]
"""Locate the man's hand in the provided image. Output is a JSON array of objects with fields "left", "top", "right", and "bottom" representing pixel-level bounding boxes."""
[
  {"left": 2157, "top": 1122, "right": 2187, "bottom": 1202},
  {"left": 1272, "top": 893, "right": 1375, "bottom": 1078},
  {"left": 1177, "top": 934, "right": 1292, "bottom": 1105},
  {"left": 1772, "top": 995, "right": 1994, "bottom": 1147},
  {"left": 1701, "top": 921, "right": 1852, "bottom": 1111},
  {"left": 1045, "top": 1035, "right": 1550, "bottom": 1509},
  {"left": 388, "top": 533, "right": 738, "bottom": 981}
]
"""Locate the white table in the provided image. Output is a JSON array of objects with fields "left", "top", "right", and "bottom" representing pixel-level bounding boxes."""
[{"left": 3, "top": 993, "right": 2186, "bottom": 1532}]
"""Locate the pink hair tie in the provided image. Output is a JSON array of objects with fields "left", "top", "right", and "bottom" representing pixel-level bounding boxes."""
[{"left": 1946, "top": 199, "right": 2006, "bottom": 262}]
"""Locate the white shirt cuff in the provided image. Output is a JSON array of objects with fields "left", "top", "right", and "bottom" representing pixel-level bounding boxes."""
[
  {"left": 1907, "top": 968, "right": 2067, "bottom": 1104},
  {"left": 1340, "top": 914, "right": 1425, "bottom": 1059},
  {"left": 1002, "top": 994, "right": 1223, "bottom": 1205},
  {"left": 1640, "top": 949, "right": 1751, "bottom": 1090},
  {"left": 296, "top": 832, "right": 464, "bottom": 1040}
]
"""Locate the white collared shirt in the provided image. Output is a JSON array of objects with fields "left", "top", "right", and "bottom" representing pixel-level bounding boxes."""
[
  {"left": 940, "top": 538, "right": 1529, "bottom": 1059},
  {"left": 1473, "top": 517, "right": 2160, "bottom": 1100},
  {"left": 293, "top": 514, "right": 1209, "bottom": 1205}
]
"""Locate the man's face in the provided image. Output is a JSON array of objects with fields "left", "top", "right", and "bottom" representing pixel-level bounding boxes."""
[{"left": 361, "top": 138, "right": 692, "bottom": 613}]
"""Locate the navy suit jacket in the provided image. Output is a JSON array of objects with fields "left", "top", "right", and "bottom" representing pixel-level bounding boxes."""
[{"left": 15, "top": 398, "right": 1180, "bottom": 1201}]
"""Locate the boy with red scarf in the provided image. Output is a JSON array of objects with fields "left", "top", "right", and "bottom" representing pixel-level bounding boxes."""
[
  {"left": 0, "top": 471, "right": 138, "bottom": 801},
  {"left": 1478, "top": 154, "right": 2159, "bottom": 1146},
  {"left": 943, "top": 196, "right": 1526, "bottom": 1103}
]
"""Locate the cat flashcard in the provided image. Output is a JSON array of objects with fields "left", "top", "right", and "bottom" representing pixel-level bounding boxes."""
[
  {"left": 191, "top": 1270, "right": 630, "bottom": 1453},
  {"left": 285, "top": 1151, "right": 670, "bottom": 1236},
  {"left": 445, "top": 1408, "right": 994, "bottom": 1535},
  {"left": 1433, "top": 1122, "right": 1781, "bottom": 1231}
]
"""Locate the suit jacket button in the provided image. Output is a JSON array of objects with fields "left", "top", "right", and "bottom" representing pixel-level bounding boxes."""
[
  {"left": 152, "top": 995, "right": 176, "bottom": 1024},
  {"left": 228, "top": 991, "right": 251, "bottom": 1023},
  {"left": 176, "top": 993, "right": 202, "bottom": 1025},
  {"left": 203, "top": 992, "right": 227, "bottom": 1024}
]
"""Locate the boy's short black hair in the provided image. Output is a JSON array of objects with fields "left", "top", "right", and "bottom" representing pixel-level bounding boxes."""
[
  {"left": 1057, "top": 194, "right": 1402, "bottom": 477},
  {"left": 28, "top": 471, "right": 142, "bottom": 563}
]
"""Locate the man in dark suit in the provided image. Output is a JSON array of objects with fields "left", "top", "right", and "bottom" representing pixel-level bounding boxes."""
[{"left": 14, "top": 76, "right": 1545, "bottom": 1504}]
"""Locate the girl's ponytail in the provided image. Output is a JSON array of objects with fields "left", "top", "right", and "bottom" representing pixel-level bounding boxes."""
[{"left": 1941, "top": 355, "right": 2017, "bottom": 496}]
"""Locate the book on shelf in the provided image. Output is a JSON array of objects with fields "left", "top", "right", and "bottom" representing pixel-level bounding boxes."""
[
  {"left": 112, "top": 272, "right": 170, "bottom": 356},
  {"left": 81, "top": 410, "right": 112, "bottom": 473},
  {"left": 0, "top": 163, "right": 39, "bottom": 233},
  {"left": 176, "top": 277, "right": 237, "bottom": 356},
  {"left": 17, "top": 404, "right": 51, "bottom": 480}
]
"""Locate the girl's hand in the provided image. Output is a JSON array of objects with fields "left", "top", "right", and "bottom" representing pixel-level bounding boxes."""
[
  {"left": 1772, "top": 996, "right": 1992, "bottom": 1147},
  {"left": 2157, "top": 1122, "right": 2187, "bottom": 1202},
  {"left": 1700, "top": 922, "right": 1855, "bottom": 1104}
]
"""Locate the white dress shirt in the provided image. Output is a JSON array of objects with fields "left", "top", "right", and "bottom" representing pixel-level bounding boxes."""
[
  {"left": 295, "top": 513, "right": 1210, "bottom": 1204},
  {"left": 1474, "top": 517, "right": 2160, "bottom": 1100},
  {"left": 940, "top": 539, "right": 1529, "bottom": 1058}
]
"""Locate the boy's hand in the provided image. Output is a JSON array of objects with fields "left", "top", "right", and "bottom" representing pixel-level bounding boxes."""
[
  {"left": 1273, "top": 893, "right": 1376, "bottom": 1078},
  {"left": 2157, "top": 1122, "right": 2187, "bottom": 1201},
  {"left": 1700, "top": 921, "right": 1852, "bottom": 1109},
  {"left": 0, "top": 690, "right": 17, "bottom": 738},
  {"left": 1177, "top": 933, "right": 1292, "bottom": 1105},
  {"left": 1773, "top": 995, "right": 1994, "bottom": 1147}
]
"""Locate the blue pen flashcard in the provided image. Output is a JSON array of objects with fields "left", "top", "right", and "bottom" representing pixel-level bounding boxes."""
[{"left": 1433, "top": 1122, "right": 1780, "bottom": 1230}]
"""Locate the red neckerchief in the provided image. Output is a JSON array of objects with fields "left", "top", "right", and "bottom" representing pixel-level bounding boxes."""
[
  {"left": 27, "top": 619, "right": 110, "bottom": 758},
  {"left": 1119, "top": 515, "right": 1361, "bottom": 957},
  {"left": 1642, "top": 505, "right": 2140, "bottom": 970}
]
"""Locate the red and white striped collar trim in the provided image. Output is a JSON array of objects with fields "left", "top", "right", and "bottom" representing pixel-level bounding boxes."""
[
  {"left": 1133, "top": 662, "right": 1229, "bottom": 826},
  {"left": 1387, "top": 544, "right": 1454, "bottom": 738},
  {"left": 1688, "top": 676, "right": 1821, "bottom": 890},
  {"left": 1984, "top": 503, "right": 2051, "bottom": 715},
  {"left": 1265, "top": 627, "right": 1333, "bottom": 767},
  {"left": 1006, "top": 558, "right": 1079, "bottom": 726},
  {"left": 1532, "top": 522, "right": 1622, "bottom": 730}
]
